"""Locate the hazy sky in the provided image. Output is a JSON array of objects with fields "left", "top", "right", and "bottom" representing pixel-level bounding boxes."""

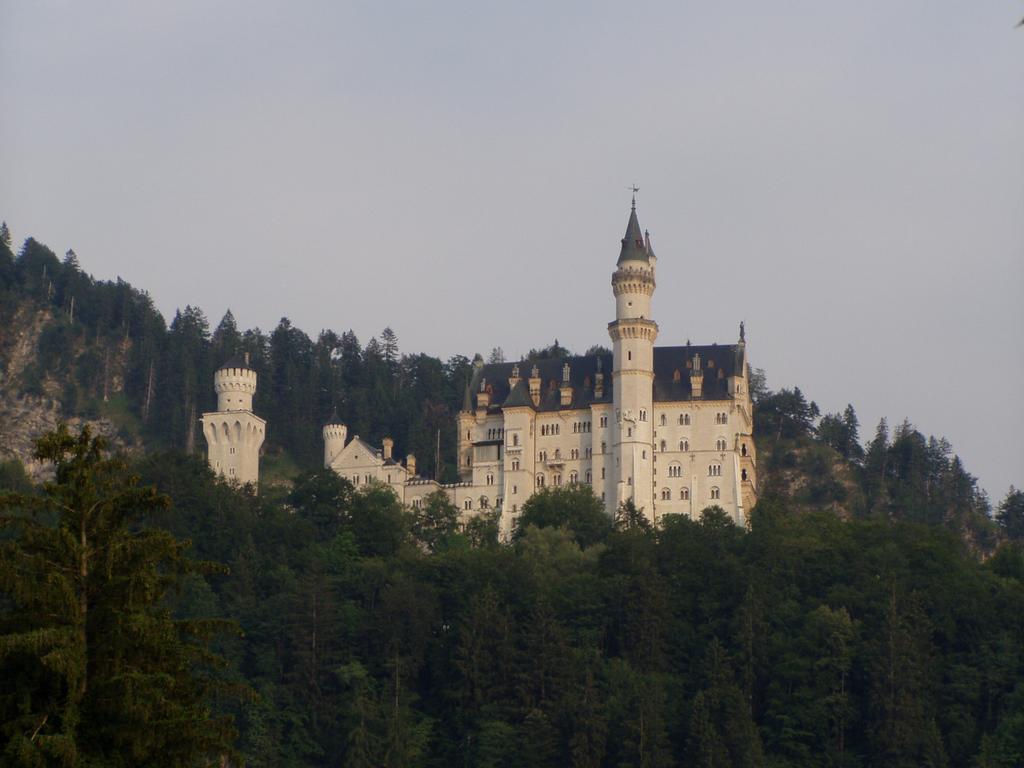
[{"left": 2, "top": 2, "right": 1021, "bottom": 500}]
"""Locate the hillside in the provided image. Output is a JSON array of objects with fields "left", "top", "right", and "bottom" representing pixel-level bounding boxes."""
[
  {"left": 0, "top": 225, "right": 473, "bottom": 485},
  {"left": 0, "top": 223, "right": 1013, "bottom": 551},
  {"left": 2, "top": 224, "right": 1024, "bottom": 766}
]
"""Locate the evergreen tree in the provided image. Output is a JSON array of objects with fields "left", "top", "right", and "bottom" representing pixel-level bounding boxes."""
[
  {"left": 997, "top": 487, "right": 1024, "bottom": 541},
  {"left": 0, "top": 425, "right": 238, "bottom": 766}
]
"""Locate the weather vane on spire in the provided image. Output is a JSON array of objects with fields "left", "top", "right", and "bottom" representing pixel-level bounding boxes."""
[{"left": 628, "top": 184, "right": 639, "bottom": 210}]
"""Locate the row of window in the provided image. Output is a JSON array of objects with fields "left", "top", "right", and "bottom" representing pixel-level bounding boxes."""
[
  {"left": 659, "top": 487, "right": 719, "bottom": 500},
  {"left": 535, "top": 471, "right": 594, "bottom": 487},
  {"left": 480, "top": 412, "right": 730, "bottom": 443}
]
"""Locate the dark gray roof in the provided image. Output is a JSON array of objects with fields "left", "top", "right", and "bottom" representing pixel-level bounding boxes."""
[
  {"left": 464, "top": 344, "right": 742, "bottom": 413},
  {"left": 618, "top": 204, "right": 650, "bottom": 265},
  {"left": 323, "top": 407, "right": 343, "bottom": 427},
  {"left": 217, "top": 354, "right": 253, "bottom": 371}
]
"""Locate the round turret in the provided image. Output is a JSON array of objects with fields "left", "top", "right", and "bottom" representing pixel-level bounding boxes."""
[
  {"left": 323, "top": 417, "right": 348, "bottom": 468},
  {"left": 214, "top": 354, "right": 257, "bottom": 411}
]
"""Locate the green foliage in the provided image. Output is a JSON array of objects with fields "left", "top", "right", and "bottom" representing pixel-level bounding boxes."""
[
  {"left": 0, "top": 425, "right": 239, "bottom": 766},
  {"left": 997, "top": 487, "right": 1024, "bottom": 541},
  {"left": 411, "top": 490, "right": 460, "bottom": 551},
  {"left": 0, "top": 460, "right": 32, "bottom": 494},
  {"left": 515, "top": 485, "right": 611, "bottom": 547}
]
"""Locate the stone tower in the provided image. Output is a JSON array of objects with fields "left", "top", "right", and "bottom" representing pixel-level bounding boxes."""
[
  {"left": 608, "top": 196, "right": 658, "bottom": 518},
  {"left": 200, "top": 353, "right": 266, "bottom": 488},
  {"left": 322, "top": 411, "right": 348, "bottom": 467}
]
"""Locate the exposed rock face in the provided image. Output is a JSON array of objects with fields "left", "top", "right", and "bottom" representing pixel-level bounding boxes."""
[{"left": 0, "top": 303, "right": 136, "bottom": 481}]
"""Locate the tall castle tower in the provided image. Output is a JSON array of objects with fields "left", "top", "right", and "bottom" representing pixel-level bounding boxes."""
[
  {"left": 200, "top": 353, "right": 266, "bottom": 488},
  {"left": 608, "top": 195, "right": 658, "bottom": 516}
]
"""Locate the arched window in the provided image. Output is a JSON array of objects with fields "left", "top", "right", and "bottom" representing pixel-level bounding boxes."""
[
  {"left": 412, "top": 498, "right": 422, "bottom": 509},
  {"left": 512, "top": 459, "right": 520, "bottom": 471},
  {"left": 569, "top": 470, "right": 578, "bottom": 484},
  {"left": 660, "top": 440, "right": 667, "bottom": 452},
  {"left": 585, "top": 470, "right": 592, "bottom": 484},
  {"left": 486, "top": 473, "right": 494, "bottom": 485},
  {"left": 553, "top": 474, "right": 562, "bottom": 486},
  {"left": 513, "top": 433, "right": 520, "bottom": 446},
  {"left": 661, "top": 488, "right": 671, "bottom": 500},
  {"left": 716, "top": 438, "right": 727, "bottom": 451},
  {"left": 711, "top": 487, "right": 720, "bottom": 500},
  {"left": 741, "top": 468, "right": 748, "bottom": 481},
  {"left": 709, "top": 464, "right": 721, "bottom": 477},
  {"left": 660, "top": 414, "right": 667, "bottom": 426},
  {"left": 741, "top": 443, "right": 747, "bottom": 456},
  {"left": 479, "top": 496, "right": 489, "bottom": 509},
  {"left": 536, "top": 474, "right": 545, "bottom": 488},
  {"left": 601, "top": 467, "right": 606, "bottom": 479},
  {"left": 680, "top": 487, "right": 690, "bottom": 500},
  {"left": 679, "top": 439, "right": 689, "bottom": 452},
  {"left": 639, "top": 409, "right": 647, "bottom": 421},
  {"left": 601, "top": 442, "right": 606, "bottom": 454},
  {"left": 464, "top": 499, "right": 472, "bottom": 510},
  {"left": 668, "top": 462, "right": 682, "bottom": 478}
]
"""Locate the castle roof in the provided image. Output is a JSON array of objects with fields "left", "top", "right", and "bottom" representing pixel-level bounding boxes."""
[
  {"left": 217, "top": 353, "right": 253, "bottom": 371},
  {"left": 464, "top": 344, "right": 742, "bottom": 414},
  {"left": 323, "top": 407, "right": 343, "bottom": 427},
  {"left": 617, "top": 200, "right": 651, "bottom": 265}
]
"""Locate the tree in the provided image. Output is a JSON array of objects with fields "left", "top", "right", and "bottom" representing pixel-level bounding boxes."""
[
  {"left": 527, "top": 339, "right": 571, "bottom": 360},
  {"left": 380, "top": 327, "right": 399, "bottom": 365},
  {"left": 515, "top": 485, "right": 612, "bottom": 548},
  {"left": 0, "top": 425, "right": 238, "bottom": 766},
  {"left": 487, "top": 347, "right": 505, "bottom": 364},
  {"left": 818, "top": 404, "right": 863, "bottom": 461},
  {"left": 411, "top": 490, "right": 459, "bottom": 551},
  {"left": 997, "top": 487, "right": 1024, "bottom": 541},
  {"left": 614, "top": 498, "right": 652, "bottom": 533}
]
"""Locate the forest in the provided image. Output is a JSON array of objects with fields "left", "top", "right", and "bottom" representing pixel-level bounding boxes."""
[{"left": 1, "top": 226, "right": 1023, "bottom": 766}]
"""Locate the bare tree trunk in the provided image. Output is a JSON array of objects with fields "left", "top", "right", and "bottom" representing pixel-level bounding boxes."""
[
  {"left": 142, "top": 361, "right": 155, "bottom": 421},
  {"left": 186, "top": 401, "right": 196, "bottom": 454},
  {"left": 102, "top": 350, "right": 110, "bottom": 402}
]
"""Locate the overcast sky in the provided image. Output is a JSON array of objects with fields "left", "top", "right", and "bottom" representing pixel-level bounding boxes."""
[{"left": 1, "top": 1, "right": 1021, "bottom": 500}]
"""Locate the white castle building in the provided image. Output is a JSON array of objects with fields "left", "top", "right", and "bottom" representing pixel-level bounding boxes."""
[
  {"left": 320, "top": 199, "right": 758, "bottom": 539},
  {"left": 200, "top": 353, "right": 266, "bottom": 487}
]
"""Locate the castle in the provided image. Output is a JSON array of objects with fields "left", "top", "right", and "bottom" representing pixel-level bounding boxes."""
[{"left": 202, "top": 200, "right": 757, "bottom": 537}]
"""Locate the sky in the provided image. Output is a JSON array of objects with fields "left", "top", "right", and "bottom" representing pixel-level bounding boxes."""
[{"left": 1, "top": 1, "right": 1021, "bottom": 500}]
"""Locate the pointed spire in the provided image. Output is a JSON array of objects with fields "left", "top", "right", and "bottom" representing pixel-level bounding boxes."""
[
  {"left": 644, "top": 229, "right": 656, "bottom": 258},
  {"left": 325, "top": 406, "right": 342, "bottom": 426},
  {"left": 739, "top": 320, "right": 746, "bottom": 344},
  {"left": 617, "top": 197, "right": 650, "bottom": 265}
]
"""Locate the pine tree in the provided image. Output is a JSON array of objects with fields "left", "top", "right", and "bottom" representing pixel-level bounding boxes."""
[
  {"left": 997, "top": 487, "right": 1024, "bottom": 541},
  {"left": 0, "top": 425, "right": 239, "bottom": 766},
  {"left": 380, "top": 327, "right": 399, "bottom": 365}
]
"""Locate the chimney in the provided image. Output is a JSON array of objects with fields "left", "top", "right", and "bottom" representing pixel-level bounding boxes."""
[
  {"left": 244, "top": 351, "right": 250, "bottom": 367},
  {"left": 477, "top": 378, "right": 490, "bottom": 410},
  {"left": 382, "top": 437, "right": 393, "bottom": 461},
  {"left": 690, "top": 353, "right": 703, "bottom": 399},
  {"left": 406, "top": 454, "right": 417, "bottom": 476},
  {"left": 508, "top": 362, "right": 521, "bottom": 390},
  {"left": 529, "top": 364, "right": 541, "bottom": 407},
  {"left": 560, "top": 362, "right": 572, "bottom": 406}
]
